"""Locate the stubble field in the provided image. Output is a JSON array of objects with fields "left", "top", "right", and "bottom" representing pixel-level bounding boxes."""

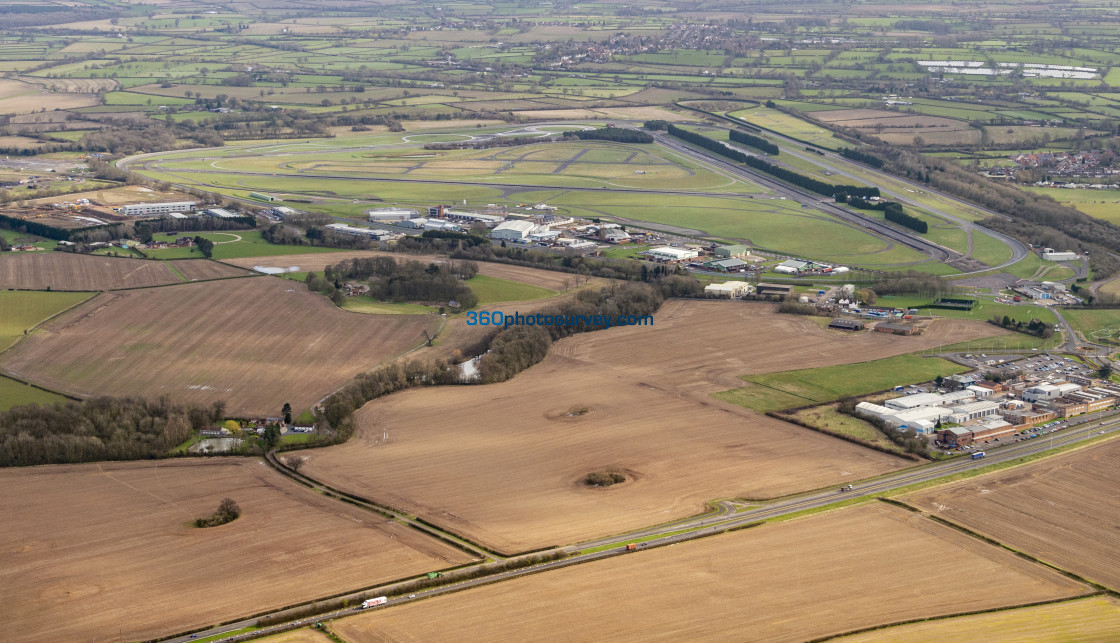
[
  {"left": 0, "top": 459, "right": 472, "bottom": 642},
  {"left": 0, "top": 252, "right": 247, "bottom": 290},
  {"left": 835, "top": 596, "right": 1120, "bottom": 643},
  {"left": 908, "top": 437, "right": 1120, "bottom": 591},
  {"left": 0, "top": 278, "right": 437, "bottom": 416},
  {"left": 331, "top": 503, "right": 1088, "bottom": 642},
  {"left": 301, "top": 301, "right": 1004, "bottom": 552}
]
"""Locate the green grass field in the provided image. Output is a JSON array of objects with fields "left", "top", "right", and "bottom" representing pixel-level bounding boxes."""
[
  {"left": 0, "top": 376, "right": 69, "bottom": 411},
  {"left": 1063, "top": 308, "right": 1120, "bottom": 340},
  {"left": 340, "top": 296, "right": 436, "bottom": 315},
  {"left": 468, "top": 274, "right": 557, "bottom": 305},
  {"left": 786, "top": 403, "right": 907, "bottom": 454},
  {"left": 714, "top": 353, "right": 969, "bottom": 412},
  {"left": 0, "top": 291, "right": 92, "bottom": 352}
]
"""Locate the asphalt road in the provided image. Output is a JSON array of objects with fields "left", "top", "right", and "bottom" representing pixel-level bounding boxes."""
[{"left": 161, "top": 416, "right": 1119, "bottom": 643}]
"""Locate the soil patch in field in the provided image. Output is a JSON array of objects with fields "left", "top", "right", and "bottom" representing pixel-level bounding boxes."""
[
  {"left": 0, "top": 459, "right": 471, "bottom": 642},
  {"left": 908, "top": 437, "right": 1120, "bottom": 591},
  {"left": 0, "top": 278, "right": 437, "bottom": 415},
  {"left": 331, "top": 503, "right": 1088, "bottom": 642},
  {"left": 303, "top": 301, "right": 1004, "bottom": 552}
]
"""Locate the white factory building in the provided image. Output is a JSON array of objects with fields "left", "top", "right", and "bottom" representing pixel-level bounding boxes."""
[
  {"left": 647, "top": 246, "right": 699, "bottom": 262},
  {"left": 884, "top": 392, "right": 946, "bottom": 410},
  {"left": 1022, "top": 382, "right": 1082, "bottom": 403},
  {"left": 119, "top": 201, "right": 196, "bottom": 216},
  {"left": 1041, "top": 249, "right": 1078, "bottom": 262},
  {"left": 325, "top": 223, "right": 393, "bottom": 240},
  {"left": 368, "top": 208, "right": 418, "bottom": 222},
  {"left": 206, "top": 208, "right": 238, "bottom": 219},
  {"left": 490, "top": 220, "right": 542, "bottom": 241},
  {"left": 855, "top": 402, "right": 951, "bottom": 434},
  {"left": 948, "top": 400, "right": 1000, "bottom": 423},
  {"left": 704, "top": 282, "right": 754, "bottom": 298}
]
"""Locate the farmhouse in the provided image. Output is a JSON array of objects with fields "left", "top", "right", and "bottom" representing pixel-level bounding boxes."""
[
  {"left": 118, "top": 201, "right": 196, "bottom": 216},
  {"left": 647, "top": 246, "right": 699, "bottom": 262},
  {"left": 704, "top": 281, "right": 754, "bottom": 298},
  {"left": 491, "top": 220, "right": 540, "bottom": 241}
]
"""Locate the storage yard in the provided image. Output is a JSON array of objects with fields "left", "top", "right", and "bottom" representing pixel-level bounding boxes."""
[
  {"left": 0, "top": 459, "right": 472, "bottom": 642},
  {"left": 330, "top": 503, "right": 1089, "bottom": 642},
  {"left": 300, "top": 302, "right": 1005, "bottom": 552},
  {"left": 0, "top": 278, "right": 438, "bottom": 416}
]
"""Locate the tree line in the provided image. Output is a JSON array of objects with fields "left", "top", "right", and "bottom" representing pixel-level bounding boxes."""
[
  {"left": 743, "top": 154, "right": 881, "bottom": 199},
  {"left": 883, "top": 202, "right": 928, "bottom": 234},
  {"left": 562, "top": 127, "right": 653, "bottom": 143},
  {"left": 729, "top": 129, "right": 779, "bottom": 155},
  {"left": 317, "top": 281, "right": 667, "bottom": 429},
  {"left": 869, "top": 144, "right": 1120, "bottom": 277},
  {"left": 839, "top": 147, "right": 885, "bottom": 168},
  {"left": 0, "top": 396, "right": 225, "bottom": 467}
]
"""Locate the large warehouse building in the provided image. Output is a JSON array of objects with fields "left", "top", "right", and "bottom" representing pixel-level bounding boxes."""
[
  {"left": 119, "top": 201, "right": 196, "bottom": 216},
  {"left": 490, "top": 220, "right": 540, "bottom": 241},
  {"left": 647, "top": 246, "right": 699, "bottom": 262},
  {"left": 368, "top": 208, "right": 418, "bottom": 222}
]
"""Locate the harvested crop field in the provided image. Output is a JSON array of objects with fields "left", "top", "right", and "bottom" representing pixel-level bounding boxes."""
[
  {"left": 908, "top": 437, "right": 1120, "bottom": 591},
  {"left": 835, "top": 596, "right": 1120, "bottom": 643},
  {"left": 226, "top": 251, "right": 579, "bottom": 291},
  {"left": 0, "top": 278, "right": 438, "bottom": 416},
  {"left": 171, "top": 259, "right": 253, "bottom": 281},
  {"left": 0, "top": 459, "right": 471, "bottom": 643},
  {"left": 302, "top": 302, "right": 1004, "bottom": 552},
  {"left": 332, "top": 503, "right": 1088, "bottom": 642},
  {"left": 0, "top": 253, "right": 245, "bottom": 290}
]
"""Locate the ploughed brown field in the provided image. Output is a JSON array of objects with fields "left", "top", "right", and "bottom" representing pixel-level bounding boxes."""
[
  {"left": 331, "top": 503, "right": 1089, "bottom": 642},
  {"left": 0, "top": 278, "right": 437, "bottom": 416},
  {"left": 0, "top": 252, "right": 248, "bottom": 290},
  {"left": 0, "top": 459, "right": 472, "bottom": 643},
  {"left": 908, "top": 437, "right": 1120, "bottom": 591},
  {"left": 302, "top": 301, "right": 1005, "bottom": 552},
  {"left": 225, "top": 251, "right": 579, "bottom": 291}
]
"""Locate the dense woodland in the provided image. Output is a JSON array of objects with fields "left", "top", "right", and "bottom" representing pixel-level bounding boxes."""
[
  {"left": 315, "top": 257, "right": 481, "bottom": 308},
  {"left": 0, "top": 396, "right": 225, "bottom": 467}
]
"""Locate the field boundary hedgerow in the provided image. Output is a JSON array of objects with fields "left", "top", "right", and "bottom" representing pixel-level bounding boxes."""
[{"left": 807, "top": 593, "right": 1107, "bottom": 642}]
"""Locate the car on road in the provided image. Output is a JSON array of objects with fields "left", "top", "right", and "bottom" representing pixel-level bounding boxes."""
[{"left": 409, "top": 594, "right": 417, "bottom": 599}]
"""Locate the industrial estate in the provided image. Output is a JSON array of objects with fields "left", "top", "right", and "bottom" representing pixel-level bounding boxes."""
[{"left": 4, "top": 0, "right": 1120, "bottom": 641}]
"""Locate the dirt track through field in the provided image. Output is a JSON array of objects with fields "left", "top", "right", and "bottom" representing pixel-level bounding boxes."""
[
  {"left": 0, "top": 278, "right": 437, "bottom": 415},
  {"left": 0, "top": 459, "right": 471, "bottom": 642},
  {"left": 332, "top": 503, "right": 1088, "bottom": 642},
  {"left": 302, "top": 301, "right": 1007, "bottom": 552}
]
